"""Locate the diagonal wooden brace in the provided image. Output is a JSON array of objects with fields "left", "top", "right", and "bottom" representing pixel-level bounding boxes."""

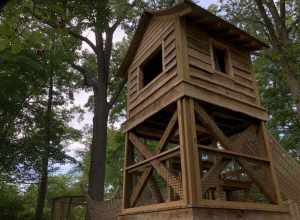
[
  {"left": 135, "top": 149, "right": 164, "bottom": 204},
  {"left": 201, "top": 157, "right": 229, "bottom": 194},
  {"left": 129, "top": 133, "right": 182, "bottom": 197},
  {"left": 195, "top": 103, "right": 279, "bottom": 203},
  {"left": 129, "top": 111, "right": 178, "bottom": 207}
]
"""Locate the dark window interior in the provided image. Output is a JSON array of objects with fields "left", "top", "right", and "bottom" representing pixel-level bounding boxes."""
[
  {"left": 213, "top": 46, "right": 227, "bottom": 73},
  {"left": 142, "top": 47, "right": 163, "bottom": 87}
]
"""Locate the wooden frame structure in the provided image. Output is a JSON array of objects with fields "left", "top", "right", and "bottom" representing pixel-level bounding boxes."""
[{"left": 118, "top": 1, "right": 294, "bottom": 219}]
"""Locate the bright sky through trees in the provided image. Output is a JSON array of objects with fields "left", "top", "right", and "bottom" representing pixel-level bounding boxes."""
[{"left": 62, "top": 0, "right": 219, "bottom": 173}]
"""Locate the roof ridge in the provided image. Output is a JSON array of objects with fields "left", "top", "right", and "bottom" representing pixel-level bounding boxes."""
[{"left": 118, "top": 1, "right": 268, "bottom": 79}]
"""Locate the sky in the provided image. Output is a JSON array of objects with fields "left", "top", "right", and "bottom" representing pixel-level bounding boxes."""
[{"left": 59, "top": 0, "right": 220, "bottom": 173}]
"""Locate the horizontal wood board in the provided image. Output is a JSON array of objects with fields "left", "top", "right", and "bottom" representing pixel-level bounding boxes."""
[
  {"left": 186, "top": 23, "right": 258, "bottom": 106},
  {"left": 127, "top": 17, "right": 177, "bottom": 118}
]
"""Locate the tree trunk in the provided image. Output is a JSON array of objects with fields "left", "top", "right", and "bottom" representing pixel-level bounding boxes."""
[
  {"left": 87, "top": 17, "right": 109, "bottom": 204},
  {"left": 86, "top": 84, "right": 108, "bottom": 219},
  {"left": 35, "top": 76, "right": 53, "bottom": 220},
  {"left": 88, "top": 90, "right": 108, "bottom": 201},
  {"left": 35, "top": 150, "right": 49, "bottom": 220},
  {"left": 278, "top": 51, "right": 300, "bottom": 120},
  {"left": 254, "top": 0, "right": 300, "bottom": 121}
]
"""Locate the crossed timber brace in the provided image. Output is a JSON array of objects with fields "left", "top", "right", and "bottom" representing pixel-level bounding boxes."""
[
  {"left": 122, "top": 97, "right": 282, "bottom": 209},
  {"left": 194, "top": 103, "right": 281, "bottom": 204},
  {"left": 126, "top": 111, "right": 182, "bottom": 207}
]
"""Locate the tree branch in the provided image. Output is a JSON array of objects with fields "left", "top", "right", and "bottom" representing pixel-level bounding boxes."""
[
  {"left": 110, "top": 19, "right": 121, "bottom": 33},
  {"left": 66, "top": 28, "right": 97, "bottom": 54},
  {"left": 109, "top": 0, "right": 140, "bottom": 33},
  {"left": 71, "top": 63, "right": 99, "bottom": 89},
  {"left": 264, "top": 0, "right": 286, "bottom": 35},
  {"left": 31, "top": 12, "right": 97, "bottom": 53},
  {"left": 107, "top": 79, "right": 126, "bottom": 112},
  {"left": 280, "top": 0, "right": 286, "bottom": 20},
  {"left": 254, "top": 0, "right": 280, "bottom": 48}
]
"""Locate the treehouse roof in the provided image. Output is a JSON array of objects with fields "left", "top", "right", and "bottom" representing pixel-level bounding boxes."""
[{"left": 119, "top": 1, "right": 268, "bottom": 79}]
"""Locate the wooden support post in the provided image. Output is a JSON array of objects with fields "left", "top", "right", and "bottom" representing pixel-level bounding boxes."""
[
  {"left": 177, "top": 97, "right": 201, "bottom": 205},
  {"left": 128, "top": 111, "right": 178, "bottom": 207},
  {"left": 201, "top": 157, "right": 229, "bottom": 200},
  {"left": 260, "top": 122, "right": 282, "bottom": 204},
  {"left": 175, "top": 16, "right": 189, "bottom": 81},
  {"left": 129, "top": 133, "right": 182, "bottom": 196},
  {"left": 195, "top": 103, "right": 282, "bottom": 204},
  {"left": 122, "top": 134, "right": 133, "bottom": 209}
]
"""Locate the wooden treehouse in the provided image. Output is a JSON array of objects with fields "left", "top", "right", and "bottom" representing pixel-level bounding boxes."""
[{"left": 118, "top": 1, "right": 295, "bottom": 219}]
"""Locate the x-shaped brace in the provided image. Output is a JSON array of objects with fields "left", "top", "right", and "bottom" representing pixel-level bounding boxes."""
[
  {"left": 195, "top": 103, "right": 278, "bottom": 203},
  {"left": 129, "top": 111, "right": 180, "bottom": 207}
]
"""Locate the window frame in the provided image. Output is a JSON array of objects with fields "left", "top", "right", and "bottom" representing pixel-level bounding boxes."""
[
  {"left": 210, "top": 39, "right": 233, "bottom": 76},
  {"left": 138, "top": 44, "right": 164, "bottom": 91}
]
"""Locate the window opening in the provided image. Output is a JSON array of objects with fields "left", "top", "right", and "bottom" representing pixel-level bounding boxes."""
[
  {"left": 141, "top": 46, "right": 163, "bottom": 87},
  {"left": 213, "top": 46, "right": 228, "bottom": 74}
]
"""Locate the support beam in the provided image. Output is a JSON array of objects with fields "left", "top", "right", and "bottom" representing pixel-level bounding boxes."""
[
  {"left": 195, "top": 103, "right": 281, "bottom": 204},
  {"left": 128, "top": 111, "right": 179, "bottom": 207},
  {"left": 201, "top": 157, "right": 229, "bottom": 199},
  {"left": 126, "top": 146, "right": 180, "bottom": 173},
  {"left": 177, "top": 98, "right": 201, "bottom": 205},
  {"left": 198, "top": 145, "right": 270, "bottom": 163},
  {"left": 123, "top": 134, "right": 134, "bottom": 209},
  {"left": 129, "top": 133, "right": 182, "bottom": 196}
]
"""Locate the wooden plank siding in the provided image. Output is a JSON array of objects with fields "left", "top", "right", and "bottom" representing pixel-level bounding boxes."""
[
  {"left": 185, "top": 23, "right": 259, "bottom": 107},
  {"left": 124, "top": 17, "right": 268, "bottom": 132},
  {"left": 126, "top": 16, "right": 180, "bottom": 120}
]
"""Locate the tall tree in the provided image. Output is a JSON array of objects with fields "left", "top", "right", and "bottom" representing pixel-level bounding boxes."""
[
  {"left": 24, "top": 2, "right": 177, "bottom": 219},
  {"left": 254, "top": 0, "right": 300, "bottom": 120},
  {"left": 219, "top": 0, "right": 300, "bottom": 152},
  {"left": 29, "top": 0, "right": 171, "bottom": 203},
  {"left": 33, "top": 30, "right": 81, "bottom": 219},
  {"left": 25, "top": 4, "right": 142, "bottom": 220},
  {"left": 34, "top": 74, "right": 53, "bottom": 220},
  {"left": 0, "top": 3, "right": 82, "bottom": 219},
  {"left": 219, "top": 0, "right": 300, "bottom": 119}
]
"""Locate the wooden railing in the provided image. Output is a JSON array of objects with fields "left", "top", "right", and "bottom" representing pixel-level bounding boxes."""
[{"left": 270, "top": 135, "right": 300, "bottom": 211}]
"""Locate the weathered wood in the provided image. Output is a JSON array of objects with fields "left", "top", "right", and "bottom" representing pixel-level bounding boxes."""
[
  {"left": 183, "top": 82, "right": 268, "bottom": 121},
  {"left": 195, "top": 104, "right": 280, "bottom": 204},
  {"left": 221, "top": 179, "right": 252, "bottom": 190},
  {"left": 177, "top": 98, "right": 201, "bottom": 205},
  {"left": 198, "top": 145, "right": 270, "bottom": 163},
  {"left": 120, "top": 205, "right": 291, "bottom": 220},
  {"left": 119, "top": 1, "right": 295, "bottom": 218},
  {"left": 260, "top": 124, "right": 282, "bottom": 204},
  {"left": 123, "top": 82, "right": 184, "bottom": 132},
  {"left": 123, "top": 134, "right": 134, "bottom": 209},
  {"left": 201, "top": 157, "right": 228, "bottom": 199},
  {"left": 129, "top": 133, "right": 182, "bottom": 197},
  {"left": 175, "top": 16, "right": 189, "bottom": 80},
  {"left": 129, "top": 71, "right": 177, "bottom": 111},
  {"left": 126, "top": 146, "right": 180, "bottom": 173},
  {"left": 128, "top": 111, "right": 179, "bottom": 207}
]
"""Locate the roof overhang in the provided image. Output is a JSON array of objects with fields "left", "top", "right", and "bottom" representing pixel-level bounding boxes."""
[{"left": 118, "top": 1, "right": 268, "bottom": 80}]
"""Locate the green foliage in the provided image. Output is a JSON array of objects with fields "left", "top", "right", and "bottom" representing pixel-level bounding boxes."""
[
  {"left": 0, "top": 0, "right": 84, "bottom": 183},
  {"left": 78, "top": 128, "right": 124, "bottom": 199},
  {"left": 0, "top": 173, "right": 85, "bottom": 220},
  {"left": 105, "top": 129, "right": 125, "bottom": 197},
  {"left": 255, "top": 53, "right": 300, "bottom": 152},
  {"left": 218, "top": 0, "right": 300, "bottom": 155},
  {"left": 0, "top": 183, "right": 25, "bottom": 220}
]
